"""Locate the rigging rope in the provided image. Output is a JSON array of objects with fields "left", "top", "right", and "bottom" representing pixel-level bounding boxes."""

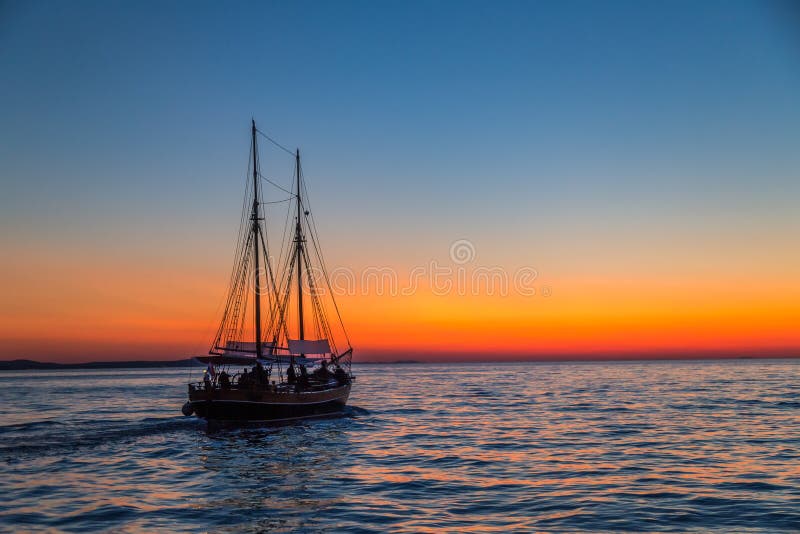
[
  {"left": 259, "top": 171, "right": 295, "bottom": 196},
  {"left": 261, "top": 196, "right": 293, "bottom": 204},
  {"left": 209, "top": 125, "right": 352, "bottom": 370},
  {"left": 255, "top": 128, "right": 295, "bottom": 157},
  {"left": 305, "top": 209, "right": 352, "bottom": 348}
]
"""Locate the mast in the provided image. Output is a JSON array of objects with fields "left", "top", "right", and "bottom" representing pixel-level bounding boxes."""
[
  {"left": 251, "top": 120, "right": 263, "bottom": 359},
  {"left": 295, "top": 149, "right": 305, "bottom": 343}
]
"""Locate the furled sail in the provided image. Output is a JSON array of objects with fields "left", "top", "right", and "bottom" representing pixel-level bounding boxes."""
[
  {"left": 194, "top": 354, "right": 256, "bottom": 365},
  {"left": 288, "top": 339, "right": 331, "bottom": 355},
  {"left": 259, "top": 355, "right": 321, "bottom": 365},
  {"left": 216, "top": 341, "right": 276, "bottom": 354}
]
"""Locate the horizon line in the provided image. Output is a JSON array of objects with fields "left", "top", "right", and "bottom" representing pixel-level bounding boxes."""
[{"left": 2, "top": 351, "right": 798, "bottom": 368}]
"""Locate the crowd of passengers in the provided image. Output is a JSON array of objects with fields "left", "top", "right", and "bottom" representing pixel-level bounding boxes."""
[{"left": 204, "top": 360, "right": 349, "bottom": 391}]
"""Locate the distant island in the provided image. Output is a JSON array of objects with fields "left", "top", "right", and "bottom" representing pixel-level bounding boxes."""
[
  {"left": 2, "top": 353, "right": 796, "bottom": 371},
  {"left": 0, "top": 359, "right": 198, "bottom": 371},
  {"left": 0, "top": 358, "right": 423, "bottom": 370}
]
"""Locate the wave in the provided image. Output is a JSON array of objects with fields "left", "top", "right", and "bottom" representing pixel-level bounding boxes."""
[{"left": 0, "top": 416, "right": 203, "bottom": 459}]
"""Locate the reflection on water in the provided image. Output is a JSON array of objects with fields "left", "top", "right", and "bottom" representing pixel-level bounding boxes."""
[{"left": 1, "top": 361, "right": 799, "bottom": 532}]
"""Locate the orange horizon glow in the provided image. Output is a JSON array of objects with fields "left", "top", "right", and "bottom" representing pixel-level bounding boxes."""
[
  {"left": 1, "top": 250, "right": 798, "bottom": 363},
  {"left": 2, "top": 1, "right": 800, "bottom": 367}
]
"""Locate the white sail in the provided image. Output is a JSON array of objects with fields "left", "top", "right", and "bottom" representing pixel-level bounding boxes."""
[
  {"left": 288, "top": 339, "right": 331, "bottom": 355},
  {"left": 258, "top": 355, "right": 321, "bottom": 365},
  {"left": 220, "top": 341, "right": 276, "bottom": 354}
]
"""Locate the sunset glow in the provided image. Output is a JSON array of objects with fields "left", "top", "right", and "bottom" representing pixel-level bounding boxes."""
[
  {"left": 1, "top": 1, "right": 798, "bottom": 363},
  {"left": 1, "top": 250, "right": 797, "bottom": 361}
]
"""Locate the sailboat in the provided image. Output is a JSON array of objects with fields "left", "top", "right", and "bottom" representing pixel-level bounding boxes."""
[{"left": 183, "top": 120, "right": 354, "bottom": 423}]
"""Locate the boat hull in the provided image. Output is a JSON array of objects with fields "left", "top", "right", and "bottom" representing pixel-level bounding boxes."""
[{"left": 188, "top": 383, "right": 351, "bottom": 423}]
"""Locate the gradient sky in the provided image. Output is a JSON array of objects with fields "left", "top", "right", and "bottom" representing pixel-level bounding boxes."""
[{"left": 1, "top": 0, "right": 799, "bottom": 362}]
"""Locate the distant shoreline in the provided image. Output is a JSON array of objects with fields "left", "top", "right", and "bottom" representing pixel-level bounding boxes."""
[
  {"left": 0, "top": 358, "right": 426, "bottom": 371},
  {"left": 0, "top": 355, "right": 797, "bottom": 371},
  {"left": 0, "top": 359, "right": 199, "bottom": 371}
]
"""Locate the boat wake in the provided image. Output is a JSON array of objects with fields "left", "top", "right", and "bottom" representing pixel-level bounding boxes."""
[
  {"left": 0, "top": 416, "right": 204, "bottom": 460},
  {"left": 344, "top": 405, "right": 370, "bottom": 417}
]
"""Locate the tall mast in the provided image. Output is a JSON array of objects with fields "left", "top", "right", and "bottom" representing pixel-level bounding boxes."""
[
  {"left": 251, "top": 120, "right": 263, "bottom": 359},
  {"left": 295, "top": 149, "right": 305, "bottom": 342}
]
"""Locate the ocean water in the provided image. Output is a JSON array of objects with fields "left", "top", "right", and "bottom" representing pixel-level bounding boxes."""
[{"left": 0, "top": 361, "right": 799, "bottom": 532}]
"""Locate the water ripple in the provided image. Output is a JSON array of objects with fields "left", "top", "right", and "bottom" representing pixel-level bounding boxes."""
[{"left": 1, "top": 361, "right": 799, "bottom": 532}]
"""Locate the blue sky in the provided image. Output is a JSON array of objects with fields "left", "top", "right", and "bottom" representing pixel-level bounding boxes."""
[
  {"left": 2, "top": 2, "right": 797, "bottom": 257},
  {"left": 0, "top": 1, "right": 799, "bottom": 360}
]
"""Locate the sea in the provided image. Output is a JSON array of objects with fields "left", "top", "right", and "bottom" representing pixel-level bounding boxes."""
[{"left": 0, "top": 360, "right": 798, "bottom": 532}]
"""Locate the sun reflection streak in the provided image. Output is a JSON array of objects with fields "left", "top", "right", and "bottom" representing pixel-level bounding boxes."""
[{"left": 1, "top": 362, "right": 799, "bottom": 531}]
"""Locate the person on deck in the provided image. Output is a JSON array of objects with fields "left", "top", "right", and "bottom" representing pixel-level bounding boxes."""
[
  {"left": 253, "top": 362, "right": 267, "bottom": 385},
  {"left": 299, "top": 365, "right": 310, "bottom": 388},
  {"left": 334, "top": 365, "right": 349, "bottom": 385},
  {"left": 219, "top": 371, "right": 231, "bottom": 390},
  {"left": 238, "top": 368, "right": 250, "bottom": 387},
  {"left": 287, "top": 363, "right": 297, "bottom": 384},
  {"left": 314, "top": 361, "right": 331, "bottom": 381}
]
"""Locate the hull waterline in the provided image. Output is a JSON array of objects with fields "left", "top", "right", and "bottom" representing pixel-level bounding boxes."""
[{"left": 188, "top": 383, "right": 351, "bottom": 423}]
